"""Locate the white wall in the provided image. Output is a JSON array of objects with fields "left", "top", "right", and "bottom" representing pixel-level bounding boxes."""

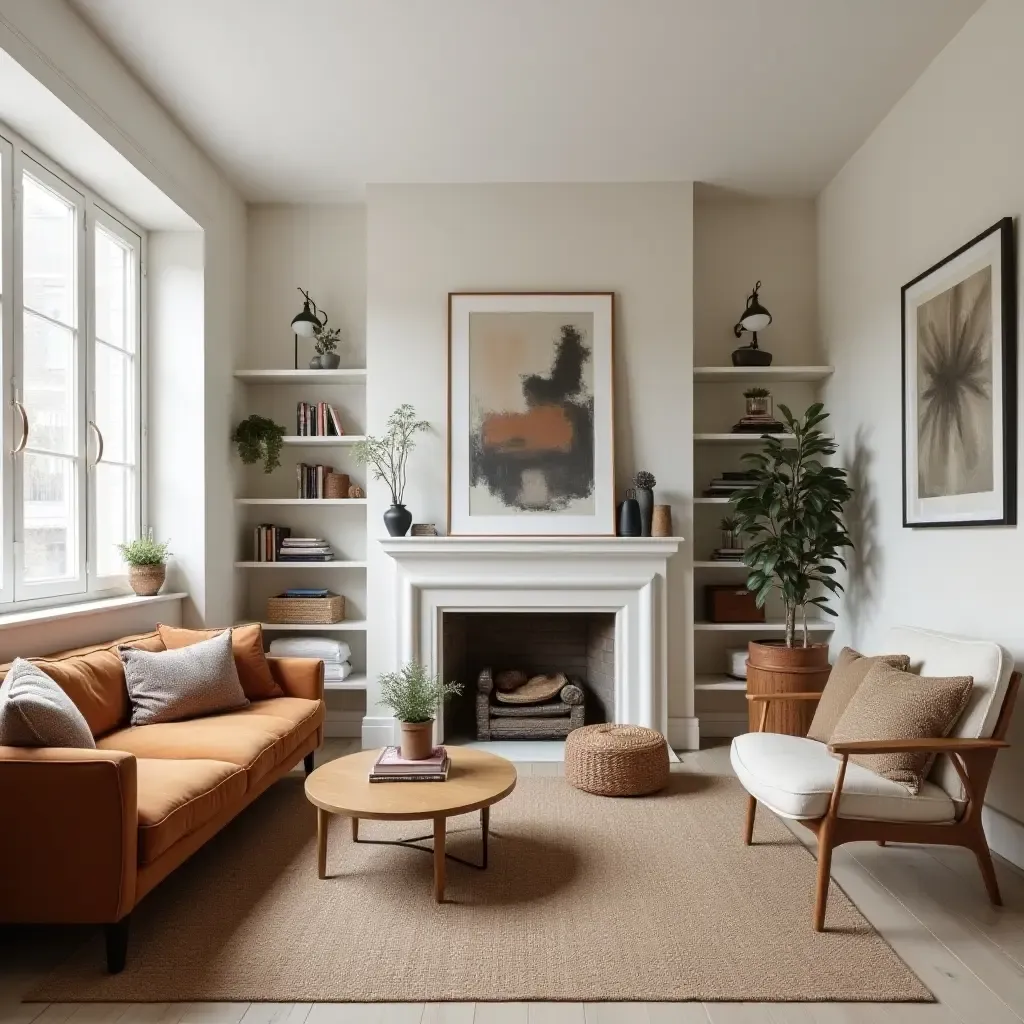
[
  {"left": 364, "top": 183, "right": 694, "bottom": 742},
  {"left": 818, "top": 0, "right": 1024, "bottom": 851}
]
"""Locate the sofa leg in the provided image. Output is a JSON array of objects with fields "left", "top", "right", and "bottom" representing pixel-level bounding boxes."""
[
  {"left": 971, "top": 835, "right": 1003, "bottom": 906},
  {"left": 813, "top": 832, "right": 834, "bottom": 932},
  {"left": 743, "top": 795, "right": 757, "bottom": 846},
  {"left": 304, "top": 752, "right": 314, "bottom": 775},
  {"left": 105, "top": 916, "right": 130, "bottom": 974}
]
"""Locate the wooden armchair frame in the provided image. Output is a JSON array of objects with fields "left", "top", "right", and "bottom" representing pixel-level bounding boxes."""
[{"left": 743, "top": 671, "right": 1020, "bottom": 931}]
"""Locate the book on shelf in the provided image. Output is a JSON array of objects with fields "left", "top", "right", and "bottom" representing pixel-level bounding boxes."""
[
  {"left": 281, "top": 588, "right": 331, "bottom": 598},
  {"left": 296, "top": 402, "right": 345, "bottom": 437},
  {"left": 278, "top": 536, "right": 336, "bottom": 562},
  {"left": 253, "top": 524, "right": 291, "bottom": 562},
  {"left": 369, "top": 746, "right": 450, "bottom": 782},
  {"left": 731, "top": 416, "right": 786, "bottom": 434},
  {"left": 296, "top": 463, "right": 336, "bottom": 499}
]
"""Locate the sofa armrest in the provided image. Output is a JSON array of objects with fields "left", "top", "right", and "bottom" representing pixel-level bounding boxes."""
[
  {"left": 267, "top": 656, "right": 325, "bottom": 701},
  {"left": 828, "top": 737, "right": 1009, "bottom": 755},
  {"left": 0, "top": 747, "right": 137, "bottom": 924}
]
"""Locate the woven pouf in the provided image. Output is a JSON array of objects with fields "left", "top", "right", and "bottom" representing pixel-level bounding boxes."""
[{"left": 565, "top": 723, "right": 670, "bottom": 796}]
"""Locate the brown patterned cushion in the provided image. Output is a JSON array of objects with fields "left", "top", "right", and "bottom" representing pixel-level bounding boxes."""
[
  {"left": 806, "top": 648, "right": 911, "bottom": 743},
  {"left": 829, "top": 661, "right": 973, "bottom": 794}
]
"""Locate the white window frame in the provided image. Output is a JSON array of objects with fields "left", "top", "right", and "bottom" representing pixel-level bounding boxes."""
[{"left": 0, "top": 121, "right": 147, "bottom": 613}]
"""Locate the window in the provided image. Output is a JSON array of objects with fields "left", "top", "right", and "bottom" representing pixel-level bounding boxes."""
[{"left": 0, "top": 125, "right": 144, "bottom": 609}]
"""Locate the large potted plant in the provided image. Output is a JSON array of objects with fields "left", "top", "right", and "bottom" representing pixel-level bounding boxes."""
[
  {"left": 353, "top": 404, "right": 429, "bottom": 537},
  {"left": 731, "top": 402, "right": 853, "bottom": 734},
  {"left": 378, "top": 662, "right": 463, "bottom": 760}
]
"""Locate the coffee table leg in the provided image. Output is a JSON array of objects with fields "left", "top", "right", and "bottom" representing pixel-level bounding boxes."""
[
  {"left": 317, "top": 808, "right": 329, "bottom": 879},
  {"left": 481, "top": 806, "right": 490, "bottom": 869},
  {"left": 351, "top": 816, "right": 359, "bottom": 841},
  {"left": 433, "top": 816, "right": 446, "bottom": 903}
]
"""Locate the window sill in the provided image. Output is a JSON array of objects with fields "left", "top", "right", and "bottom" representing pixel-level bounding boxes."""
[{"left": 0, "top": 591, "right": 187, "bottom": 633}]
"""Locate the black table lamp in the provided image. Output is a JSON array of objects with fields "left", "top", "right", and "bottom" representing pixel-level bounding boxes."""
[
  {"left": 732, "top": 280, "right": 773, "bottom": 366},
  {"left": 291, "top": 287, "right": 328, "bottom": 368}
]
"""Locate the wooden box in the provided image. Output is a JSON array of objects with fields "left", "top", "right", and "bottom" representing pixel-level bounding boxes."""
[{"left": 704, "top": 585, "right": 764, "bottom": 624}]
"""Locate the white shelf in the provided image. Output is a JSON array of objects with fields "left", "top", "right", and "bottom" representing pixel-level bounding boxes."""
[
  {"left": 259, "top": 620, "right": 367, "bottom": 631},
  {"left": 695, "top": 675, "right": 747, "bottom": 692},
  {"left": 234, "top": 561, "right": 367, "bottom": 569},
  {"left": 325, "top": 672, "right": 367, "bottom": 691},
  {"left": 694, "top": 497, "right": 734, "bottom": 504},
  {"left": 234, "top": 369, "right": 367, "bottom": 385},
  {"left": 281, "top": 435, "right": 366, "bottom": 446},
  {"left": 236, "top": 498, "right": 367, "bottom": 506},
  {"left": 694, "top": 620, "right": 835, "bottom": 632},
  {"left": 693, "top": 365, "right": 834, "bottom": 383},
  {"left": 694, "top": 560, "right": 746, "bottom": 568}
]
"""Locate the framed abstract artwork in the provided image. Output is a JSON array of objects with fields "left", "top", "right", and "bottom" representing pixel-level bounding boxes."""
[
  {"left": 447, "top": 292, "right": 615, "bottom": 536},
  {"left": 902, "top": 217, "right": 1016, "bottom": 527}
]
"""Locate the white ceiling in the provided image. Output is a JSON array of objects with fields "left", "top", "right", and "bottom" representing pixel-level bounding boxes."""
[{"left": 70, "top": 0, "right": 981, "bottom": 203}]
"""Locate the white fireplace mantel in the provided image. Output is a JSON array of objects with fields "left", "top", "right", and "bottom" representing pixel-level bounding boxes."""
[{"left": 376, "top": 536, "right": 682, "bottom": 749}]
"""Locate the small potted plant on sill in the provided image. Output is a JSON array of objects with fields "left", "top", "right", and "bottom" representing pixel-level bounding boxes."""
[
  {"left": 312, "top": 325, "right": 342, "bottom": 370},
  {"left": 378, "top": 661, "right": 463, "bottom": 760},
  {"left": 731, "top": 402, "right": 853, "bottom": 734},
  {"left": 353, "top": 404, "right": 429, "bottom": 537},
  {"left": 232, "top": 415, "right": 286, "bottom": 473},
  {"left": 118, "top": 534, "right": 171, "bottom": 597}
]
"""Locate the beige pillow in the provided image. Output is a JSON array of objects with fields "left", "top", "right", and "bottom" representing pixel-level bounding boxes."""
[
  {"left": 829, "top": 661, "right": 973, "bottom": 794},
  {"left": 0, "top": 658, "right": 96, "bottom": 748},
  {"left": 806, "top": 648, "right": 911, "bottom": 743}
]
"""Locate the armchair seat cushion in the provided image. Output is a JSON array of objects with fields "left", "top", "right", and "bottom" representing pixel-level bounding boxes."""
[{"left": 731, "top": 731, "right": 956, "bottom": 823}]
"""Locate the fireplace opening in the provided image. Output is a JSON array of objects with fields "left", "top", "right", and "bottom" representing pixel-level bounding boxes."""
[{"left": 440, "top": 611, "right": 615, "bottom": 744}]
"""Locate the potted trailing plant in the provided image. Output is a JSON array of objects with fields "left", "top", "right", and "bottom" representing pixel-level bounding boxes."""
[
  {"left": 633, "top": 470, "right": 656, "bottom": 536},
  {"left": 313, "top": 325, "right": 342, "bottom": 369},
  {"left": 378, "top": 662, "right": 463, "bottom": 760},
  {"left": 743, "top": 386, "right": 771, "bottom": 418},
  {"left": 730, "top": 402, "right": 853, "bottom": 733},
  {"left": 232, "top": 415, "right": 286, "bottom": 473},
  {"left": 353, "top": 404, "right": 429, "bottom": 536},
  {"left": 118, "top": 534, "right": 171, "bottom": 596}
]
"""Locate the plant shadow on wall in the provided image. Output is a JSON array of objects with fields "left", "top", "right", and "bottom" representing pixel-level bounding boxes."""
[{"left": 841, "top": 425, "right": 880, "bottom": 646}]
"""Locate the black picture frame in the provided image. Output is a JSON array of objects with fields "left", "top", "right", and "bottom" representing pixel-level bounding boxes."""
[{"left": 901, "top": 217, "right": 1017, "bottom": 528}]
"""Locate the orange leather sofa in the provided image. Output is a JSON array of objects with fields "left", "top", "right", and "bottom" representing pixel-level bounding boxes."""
[{"left": 0, "top": 629, "right": 325, "bottom": 973}]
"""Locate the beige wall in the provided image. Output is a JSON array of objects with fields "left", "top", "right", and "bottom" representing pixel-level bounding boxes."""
[{"left": 818, "top": 0, "right": 1024, "bottom": 856}]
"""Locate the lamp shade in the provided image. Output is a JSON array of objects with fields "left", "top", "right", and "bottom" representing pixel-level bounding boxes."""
[
  {"left": 291, "top": 300, "right": 320, "bottom": 337},
  {"left": 734, "top": 281, "right": 772, "bottom": 337}
]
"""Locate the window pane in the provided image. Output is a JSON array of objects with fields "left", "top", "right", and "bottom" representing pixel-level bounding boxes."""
[
  {"left": 95, "top": 226, "right": 131, "bottom": 350},
  {"left": 95, "top": 342, "right": 132, "bottom": 463},
  {"left": 23, "top": 311, "right": 75, "bottom": 455},
  {"left": 23, "top": 173, "right": 75, "bottom": 326},
  {"left": 23, "top": 453, "right": 77, "bottom": 581},
  {"left": 96, "top": 463, "right": 134, "bottom": 577}
]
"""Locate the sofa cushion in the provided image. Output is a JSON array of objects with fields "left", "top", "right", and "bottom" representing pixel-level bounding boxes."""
[
  {"left": 730, "top": 731, "right": 956, "bottom": 824},
  {"left": 98, "top": 710, "right": 300, "bottom": 783},
  {"left": 136, "top": 758, "right": 247, "bottom": 864},
  {"left": 0, "top": 631, "right": 165, "bottom": 738},
  {"left": 806, "top": 648, "right": 911, "bottom": 743},
  {"left": 158, "top": 623, "right": 283, "bottom": 701},
  {"left": 0, "top": 659, "right": 96, "bottom": 749}
]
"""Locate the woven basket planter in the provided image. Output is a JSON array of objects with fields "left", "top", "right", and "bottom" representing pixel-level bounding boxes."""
[
  {"left": 266, "top": 594, "right": 345, "bottom": 625},
  {"left": 565, "top": 723, "right": 670, "bottom": 797},
  {"left": 128, "top": 563, "right": 165, "bottom": 597}
]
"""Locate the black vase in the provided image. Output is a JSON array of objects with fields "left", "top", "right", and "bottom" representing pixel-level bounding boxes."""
[
  {"left": 618, "top": 497, "right": 641, "bottom": 537},
  {"left": 383, "top": 503, "right": 413, "bottom": 537},
  {"left": 636, "top": 487, "right": 654, "bottom": 537}
]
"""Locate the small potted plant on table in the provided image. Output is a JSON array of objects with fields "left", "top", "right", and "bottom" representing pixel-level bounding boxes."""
[
  {"left": 378, "top": 662, "right": 463, "bottom": 760},
  {"left": 118, "top": 535, "right": 171, "bottom": 596},
  {"left": 313, "top": 326, "right": 342, "bottom": 369}
]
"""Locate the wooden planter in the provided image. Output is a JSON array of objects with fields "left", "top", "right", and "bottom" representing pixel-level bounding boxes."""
[
  {"left": 746, "top": 639, "right": 830, "bottom": 735},
  {"left": 128, "top": 563, "right": 165, "bottom": 597}
]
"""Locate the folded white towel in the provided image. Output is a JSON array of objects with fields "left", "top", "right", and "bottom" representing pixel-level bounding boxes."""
[
  {"left": 268, "top": 638, "right": 352, "bottom": 661},
  {"left": 323, "top": 661, "right": 353, "bottom": 682}
]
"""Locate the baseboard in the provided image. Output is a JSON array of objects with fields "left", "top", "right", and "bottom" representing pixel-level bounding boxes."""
[
  {"left": 667, "top": 716, "right": 699, "bottom": 751},
  {"left": 362, "top": 715, "right": 396, "bottom": 748},
  {"left": 324, "top": 709, "right": 363, "bottom": 739},
  {"left": 697, "top": 712, "right": 749, "bottom": 739},
  {"left": 983, "top": 804, "right": 1024, "bottom": 873}
]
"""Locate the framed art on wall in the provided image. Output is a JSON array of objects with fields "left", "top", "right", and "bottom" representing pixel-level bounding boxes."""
[
  {"left": 902, "top": 217, "right": 1017, "bottom": 528},
  {"left": 448, "top": 292, "right": 615, "bottom": 536}
]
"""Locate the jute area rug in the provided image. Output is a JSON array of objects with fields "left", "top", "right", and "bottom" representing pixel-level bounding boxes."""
[{"left": 31, "top": 773, "right": 930, "bottom": 1003}]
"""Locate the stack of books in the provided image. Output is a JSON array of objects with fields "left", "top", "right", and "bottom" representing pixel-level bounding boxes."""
[
  {"left": 277, "top": 537, "right": 336, "bottom": 562},
  {"left": 710, "top": 546, "right": 747, "bottom": 563},
  {"left": 253, "top": 524, "right": 291, "bottom": 562},
  {"left": 368, "top": 746, "right": 450, "bottom": 783},
  {"left": 297, "top": 463, "right": 335, "bottom": 499},
  {"left": 296, "top": 402, "right": 344, "bottom": 437},
  {"left": 731, "top": 413, "right": 785, "bottom": 434},
  {"left": 704, "top": 471, "right": 757, "bottom": 499}
]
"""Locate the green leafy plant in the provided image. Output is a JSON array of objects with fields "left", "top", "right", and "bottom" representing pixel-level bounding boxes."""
[
  {"left": 743, "top": 386, "right": 770, "bottom": 399},
  {"left": 117, "top": 535, "right": 170, "bottom": 566},
  {"left": 634, "top": 470, "right": 656, "bottom": 490},
  {"left": 232, "top": 415, "right": 286, "bottom": 473},
  {"left": 730, "top": 403, "right": 853, "bottom": 648},
  {"left": 353, "top": 404, "right": 429, "bottom": 505},
  {"left": 719, "top": 516, "right": 738, "bottom": 533},
  {"left": 378, "top": 662, "right": 463, "bottom": 723},
  {"left": 314, "top": 325, "right": 341, "bottom": 355}
]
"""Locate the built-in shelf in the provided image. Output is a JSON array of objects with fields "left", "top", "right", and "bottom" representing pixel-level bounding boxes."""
[
  {"left": 694, "top": 675, "right": 747, "bottom": 692},
  {"left": 693, "top": 560, "right": 746, "bottom": 568},
  {"left": 694, "top": 497, "right": 734, "bottom": 505},
  {"left": 234, "top": 561, "right": 367, "bottom": 569},
  {"left": 281, "top": 435, "right": 366, "bottom": 446},
  {"left": 259, "top": 620, "right": 367, "bottom": 632},
  {"left": 693, "top": 620, "right": 835, "bottom": 632},
  {"left": 693, "top": 365, "right": 834, "bottom": 384},
  {"left": 234, "top": 369, "right": 367, "bottom": 385},
  {"left": 324, "top": 673, "right": 367, "bottom": 691},
  {"left": 235, "top": 498, "right": 367, "bottom": 506}
]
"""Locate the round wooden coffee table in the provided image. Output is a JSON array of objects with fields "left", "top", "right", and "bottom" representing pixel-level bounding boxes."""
[{"left": 304, "top": 747, "right": 517, "bottom": 902}]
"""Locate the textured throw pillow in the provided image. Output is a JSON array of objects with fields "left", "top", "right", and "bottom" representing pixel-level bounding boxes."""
[
  {"left": 120, "top": 628, "right": 249, "bottom": 726},
  {"left": 157, "top": 623, "right": 282, "bottom": 701},
  {"left": 0, "top": 658, "right": 95, "bottom": 748},
  {"left": 829, "top": 661, "right": 973, "bottom": 794},
  {"left": 806, "top": 648, "right": 911, "bottom": 743}
]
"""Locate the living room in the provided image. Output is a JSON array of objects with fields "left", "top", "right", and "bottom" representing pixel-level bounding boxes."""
[{"left": 1, "top": 0, "right": 1023, "bottom": 1020}]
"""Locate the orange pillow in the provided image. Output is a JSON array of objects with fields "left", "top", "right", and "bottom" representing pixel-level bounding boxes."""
[{"left": 156, "top": 623, "right": 283, "bottom": 701}]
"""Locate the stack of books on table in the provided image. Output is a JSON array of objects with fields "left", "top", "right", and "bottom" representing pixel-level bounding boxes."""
[
  {"left": 368, "top": 746, "right": 450, "bottom": 783},
  {"left": 704, "top": 471, "right": 757, "bottom": 499},
  {"left": 277, "top": 537, "right": 336, "bottom": 562}
]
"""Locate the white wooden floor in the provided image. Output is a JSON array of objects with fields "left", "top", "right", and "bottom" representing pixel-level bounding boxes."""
[{"left": 3, "top": 740, "right": 1024, "bottom": 1024}]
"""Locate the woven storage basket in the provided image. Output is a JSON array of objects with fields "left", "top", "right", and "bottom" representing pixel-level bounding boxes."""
[
  {"left": 325, "top": 473, "right": 351, "bottom": 500},
  {"left": 265, "top": 594, "right": 345, "bottom": 625},
  {"left": 565, "top": 723, "right": 669, "bottom": 797}
]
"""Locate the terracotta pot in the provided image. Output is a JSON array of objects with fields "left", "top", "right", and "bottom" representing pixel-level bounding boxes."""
[
  {"left": 746, "top": 639, "right": 830, "bottom": 736},
  {"left": 400, "top": 719, "right": 434, "bottom": 760},
  {"left": 128, "top": 563, "right": 165, "bottom": 597}
]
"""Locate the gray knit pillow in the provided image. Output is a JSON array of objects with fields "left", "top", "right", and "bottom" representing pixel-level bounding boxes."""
[
  {"left": 120, "top": 628, "right": 249, "bottom": 726},
  {"left": 0, "top": 658, "right": 96, "bottom": 748}
]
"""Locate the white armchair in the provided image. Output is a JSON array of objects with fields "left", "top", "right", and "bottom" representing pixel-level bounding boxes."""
[{"left": 731, "top": 626, "right": 1018, "bottom": 931}]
